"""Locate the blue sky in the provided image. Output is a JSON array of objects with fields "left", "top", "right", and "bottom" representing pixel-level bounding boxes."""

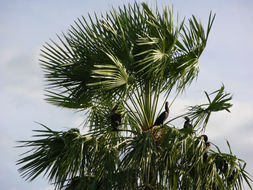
[{"left": 0, "top": 0, "right": 253, "bottom": 189}]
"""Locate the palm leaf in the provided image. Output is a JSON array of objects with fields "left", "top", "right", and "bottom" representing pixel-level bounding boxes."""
[{"left": 187, "top": 85, "right": 232, "bottom": 130}]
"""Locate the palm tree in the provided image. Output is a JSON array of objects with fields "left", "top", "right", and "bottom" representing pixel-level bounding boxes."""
[{"left": 17, "top": 2, "right": 252, "bottom": 189}]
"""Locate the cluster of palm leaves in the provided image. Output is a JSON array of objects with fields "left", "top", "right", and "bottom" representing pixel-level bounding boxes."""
[{"left": 17, "top": 2, "right": 252, "bottom": 190}]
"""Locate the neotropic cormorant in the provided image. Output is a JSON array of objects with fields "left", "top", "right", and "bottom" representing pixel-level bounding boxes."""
[
  {"left": 110, "top": 107, "right": 121, "bottom": 131},
  {"left": 201, "top": 135, "right": 210, "bottom": 162},
  {"left": 153, "top": 102, "right": 169, "bottom": 127},
  {"left": 201, "top": 134, "right": 208, "bottom": 143},
  {"left": 183, "top": 116, "right": 192, "bottom": 129}
]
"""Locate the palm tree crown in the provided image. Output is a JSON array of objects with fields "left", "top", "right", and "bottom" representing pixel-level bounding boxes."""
[{"left": 17, "top": 2, "right": 252, "bottom": 190}]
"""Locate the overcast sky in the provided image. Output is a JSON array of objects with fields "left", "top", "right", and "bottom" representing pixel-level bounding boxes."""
[{"left": 0, "top": 0, "right": 253, "bottom": 189}]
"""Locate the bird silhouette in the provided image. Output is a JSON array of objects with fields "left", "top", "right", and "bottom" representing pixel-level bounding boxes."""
[
  {"left": 201, "top": 135, "right": 208, "bottom": 143},
  {"left": 110, "top": 107, "right": 121, "bottom": 131},
  {"left": 203, "top": 142, "right": 211, "bottom": 162},
  {"left": 183, "top": 116, "right": 192, "bottom": 129},
  {"left": 153, "top": 102, "right": 169, "bottom": 127},
  {"left": 201, "top": 135, "right": 210, "bottom": 162}
]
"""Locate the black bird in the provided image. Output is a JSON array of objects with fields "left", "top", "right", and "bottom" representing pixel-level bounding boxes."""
[
  {"left": 183, "top": 116, "right": 192, "bottom": 129},
  {"left": 201, "top": 134, "right": 208, "bottom": 143},
  {"left": 203, "top": 142, "right": 211, "bottom": 162},
  {"left": 153, "top": 102, "right": 169, "bottom": 127},
  {"left": 110, "top": 107, "right": 121, "bottom": 131},
  {"left": 201, "top": 135, "right": 210, "bottom": 162}
]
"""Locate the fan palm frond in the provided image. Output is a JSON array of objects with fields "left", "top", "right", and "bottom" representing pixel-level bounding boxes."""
[
  {"left": 187, "top": 85, "right": 232, "bottom": 130},
  {"left": 40, "top": 2, "right": 215, "bottom": 109}
]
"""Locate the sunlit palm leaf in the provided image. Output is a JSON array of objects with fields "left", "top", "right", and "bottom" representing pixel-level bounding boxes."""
[{"left": 88, "top": 52, "right": 131, "bottom": 93}]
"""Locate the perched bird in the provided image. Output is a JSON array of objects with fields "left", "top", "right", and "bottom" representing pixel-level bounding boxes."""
[
  {"left": 203, "top": 142, "right": 211, "bottom": 162},
  {"left": 201, "top": 134, "right": 208, "bottom": 143},
  {"left": 183, "top": 116, "right": 192, "bottom": 129},
  {"left": 110, "top": 107, "right": 121, "bottom": 131},
  {"left": 201, "top": 135, "right": 210, "bottom": 162},
  {"left": 153, "top": 102, "right": 169, "bottom": 127}
]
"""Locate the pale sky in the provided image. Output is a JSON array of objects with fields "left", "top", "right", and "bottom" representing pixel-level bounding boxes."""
[{"left": 0, "top": 0, "right": 253, "bottom": 189}]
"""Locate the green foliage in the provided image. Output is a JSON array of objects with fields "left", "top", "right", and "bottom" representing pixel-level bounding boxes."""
[
  {"left": 18, "top": 124, "right": 252, "bottom": 189},
  {"left": 187, "top": 84, "right": 233, "bottom": 130},
  {"left": 17, "top": 2, "right": 252, "bottom": 190},
  {"left": 40, "top": 2, "right": 214, "bottom": 110}
]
